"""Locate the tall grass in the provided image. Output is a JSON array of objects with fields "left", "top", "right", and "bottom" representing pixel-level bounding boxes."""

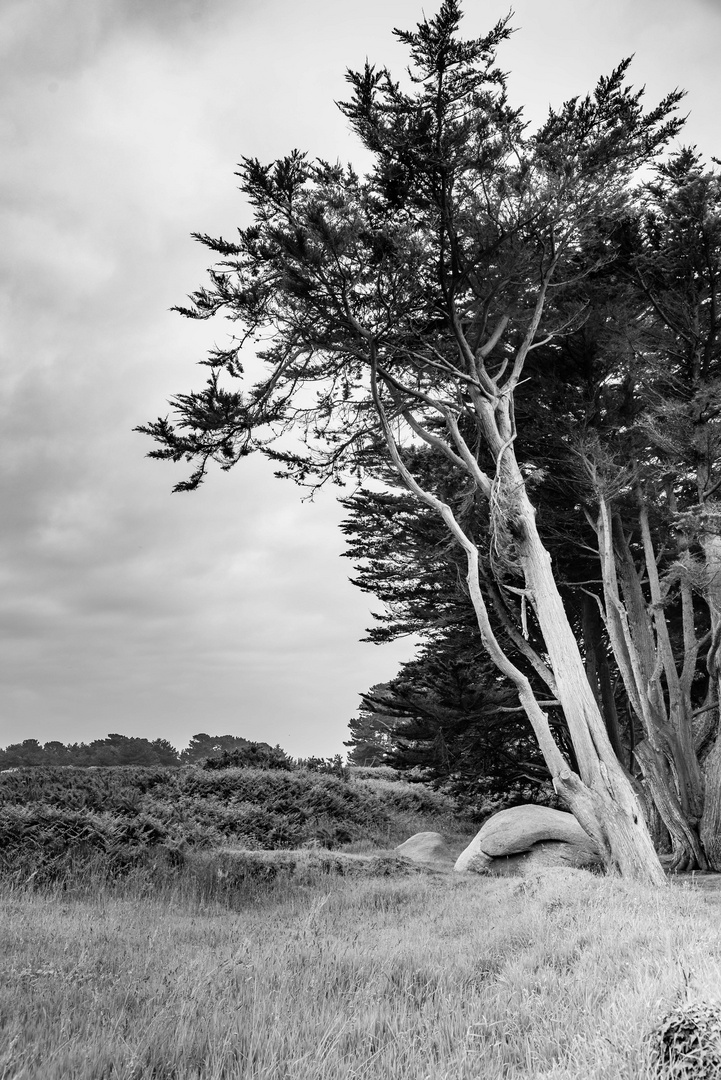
[{"left": 2, "top": 865, "right": 719, "bottom": 1079}]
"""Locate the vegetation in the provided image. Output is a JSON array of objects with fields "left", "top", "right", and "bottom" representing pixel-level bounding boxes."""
[
  {"left": 135, "top": 0, "right": 718, "bottom": 882},
  {"left": 201, "top": 743, "right": 294, "bottom": 771},
  {"left": 0, "top": 733, "right": 181, "bottom": 769},
  {"left": 2, "top": 865, "right": 720, "bottom": 1078},
  {"left": 1, "top": 749, "right": 718, "bottom": 1078},
  {"left": 0, "top": 733, "right": 284, "bottom": 769},
  {"left": 0, "top": 763, "right": 476, "bottom": 886}
]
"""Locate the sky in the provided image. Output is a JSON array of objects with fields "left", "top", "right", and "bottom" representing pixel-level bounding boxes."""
[{"left": 1, "top": 0, "right": 720, "bottom": 759}]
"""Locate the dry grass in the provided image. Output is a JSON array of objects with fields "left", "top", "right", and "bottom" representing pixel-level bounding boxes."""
[{"left": 2, "top": 864, "right": 721, "bottom": 1079}]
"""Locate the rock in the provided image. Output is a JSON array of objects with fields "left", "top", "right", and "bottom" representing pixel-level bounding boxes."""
[
  {"left": 454, "top": 804, "right": 603, "bottom": 875},
  {"left": 482, "top": 840, "right": 603, "bottom": 876},
  {"left": 395, "top": 831, "right": 454, "bottom": 866},
  {"left": 454, "top": 832, "right": 493, "bottom": 873},
  {"left": 477, "top": 804, "right": 598, "bottom": 856},
  {"left": 458, "top": 848, "right": 494, "bottom": 874}
]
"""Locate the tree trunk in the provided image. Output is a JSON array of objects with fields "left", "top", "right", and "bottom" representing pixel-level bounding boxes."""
[
  {"left": 634, "top": 739, "right": 706, "bottom": 871},
  {"left": 593, "top": 504, "right": 706, "bottom": 870},
  {"left": 636, "top": 779, "right": 672, "bottom": 854},
  {"left": 502, "top": 476, "right": 666, "bottom": 884},
  {"left": 700, "top": 529, "right": 721, "bottom": 869},
  {"left": 701, "top": 731, "right": 721, "bottom": 869},
  {"left": 378, "top": 367, "right": 666, "bottom": 884},
  {"left": 582, "top": 593, "right": 626, "bottom": 763}
]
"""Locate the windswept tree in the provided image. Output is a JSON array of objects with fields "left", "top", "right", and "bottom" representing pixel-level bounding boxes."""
[{"left": 138, "top": 2, "right": 686, "bottom": 883}]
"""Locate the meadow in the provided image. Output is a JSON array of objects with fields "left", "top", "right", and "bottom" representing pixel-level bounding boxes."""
[{"left": 2, "top": 766, "right": 720, "bottom": 1079}]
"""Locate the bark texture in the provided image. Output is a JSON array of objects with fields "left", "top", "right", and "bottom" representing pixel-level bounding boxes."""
[
  {"left": 701, "top": 733, "right": 721, "bottom": 869},
  {"left": 700, "top": 530, "right": 721, "bottom": 868}
]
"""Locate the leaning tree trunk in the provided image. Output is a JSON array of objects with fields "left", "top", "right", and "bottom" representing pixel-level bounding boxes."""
[
  {"left": 582, "top": 594, "right": 627, "bottom": 764},
  {"left": 509, "top": 488, "right": 665, "bottom": 884},
  {"left": 451, "top": 388, "right": 666, "bottom": 884},
  {"left": 700, "top": 527, "right": 721, "bottom": 869},
  {"left": 700, "top": 734, "right": 721, "bottom": 869}
]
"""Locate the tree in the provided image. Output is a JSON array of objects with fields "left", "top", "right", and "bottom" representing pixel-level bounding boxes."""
[
  {"left": 0, "top": 739, "right": 46, "bottom": 768},
  {"left": 0, "top": 735, "right": 181, "bottom": 768},
  {"left": 202, "top": 742, "right": 293, "bottom": 770},
  {"left": 137, "top": 2, "right": 686, "bottom": 882},
  {"left": 340, "top": 470, "right": 565, "bottom": 795},
  {"left": 630, "top": 152, "right": 721, "bottom": 870},
  {"left": 350, "top": 642, "right": 554, "bottom": 797},
  {"left": 343, "top": 155, "right": 721, "bottom": 872},
  {"left": 345, "top": 692, "right": 396, "bottom": 765},
  {"left": 179, "top": 732, "right": 252, "bottom": 764}
]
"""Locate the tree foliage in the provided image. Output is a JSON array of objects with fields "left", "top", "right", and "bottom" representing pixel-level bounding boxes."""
[
  {"left": 340, "top": 473, "right": 563, "bottom": 797},
  {"left": 0, "top": 733, "right": 285, "bottom": 769},
  {"left": 0, "top": 735, "right": 180, "bottom": 769}
]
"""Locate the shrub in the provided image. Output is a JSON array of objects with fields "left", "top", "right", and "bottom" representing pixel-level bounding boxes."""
[
  {"left": 295, "top": 755, "right": 348, "bottom": 779},
  {"left": 348, "top": 765, "right": 400, "bottom": 782},
  {"left": 202, "top": 743, "right": 293, "bottom": 771},
  {"left": 0, "top": 804, "right": 170, "bottom": 884},
  {"left": 0, "top": 762, "right": 479, "bottom": 887},
  {"left": 646, "top": 999, "right": 721, "bottom": 1079}
]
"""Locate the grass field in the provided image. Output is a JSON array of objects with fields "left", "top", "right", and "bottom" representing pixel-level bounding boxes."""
[{"left": 2, "top": 863, "right": 721, "bottom": 1080}]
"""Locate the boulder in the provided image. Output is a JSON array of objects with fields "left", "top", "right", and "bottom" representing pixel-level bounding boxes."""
[
  {"left": 454, "top": 804, "right": 603, "bottom": 875},
  {"left": 477, "top": 804, "right": 598, "bottom": 856},
  {"left": 395, "top": 831, "right": 454, "bottom": 866},
  {"left": 454, "top": 832, "right": 493, "bottom": 873},
  {"left": 481, "top": 840, "right": 603, "bottom": 876}
]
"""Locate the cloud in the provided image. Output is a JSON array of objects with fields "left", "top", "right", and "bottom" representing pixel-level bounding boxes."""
[{"left": 0, "top": 0, "right": 242, "bottom": 87}]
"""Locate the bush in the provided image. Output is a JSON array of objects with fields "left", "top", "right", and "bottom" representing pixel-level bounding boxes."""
[
  {"left": 295, "top": 755, "right": 348, "bottom": 779},
  {"left": 348, "top": 765, "right": 400, "bottom": 782},
  {"left": 0, "top": 763, "right": 479, "bottom": 887},
  {"left": 0, "top": 804, "right": 172, "bottom": 884},
  {"left": 202, "top": 743, "right": 293, "bottom": 771}
]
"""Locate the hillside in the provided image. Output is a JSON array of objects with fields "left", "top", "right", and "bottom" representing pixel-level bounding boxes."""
[{"left": 0, "top": 764, "right": 479, "bottom": 885}]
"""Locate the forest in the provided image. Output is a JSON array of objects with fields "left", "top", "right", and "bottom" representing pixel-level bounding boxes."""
[{"left": 138, "top": 0, "right": 721, "bottom": 881}]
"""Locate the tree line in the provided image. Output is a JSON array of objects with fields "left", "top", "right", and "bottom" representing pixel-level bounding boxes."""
[
  {"left": 0, "top": 733, "right": 268, "bottom": 769},
  {"left": 138, "top": 1, "right": 721, "bottom": 883}
]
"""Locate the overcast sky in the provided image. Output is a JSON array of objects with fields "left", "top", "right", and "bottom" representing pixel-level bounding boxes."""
[{"left": 1, "top": 0, "right": 720, "bottom": 758}]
